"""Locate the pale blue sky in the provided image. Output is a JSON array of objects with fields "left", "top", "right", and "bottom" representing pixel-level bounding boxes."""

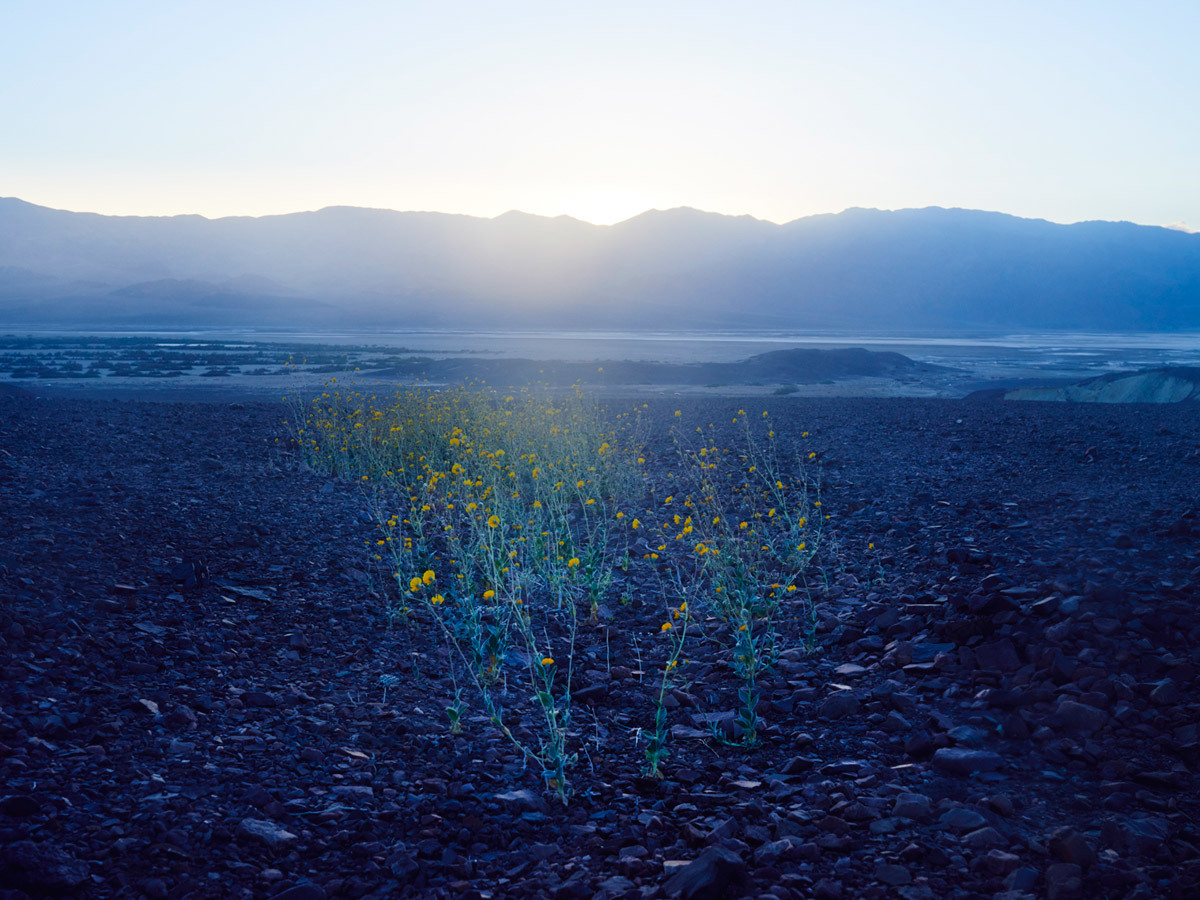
[{"left": 3, "top": 1, "right": 1197, "bottom": 227}]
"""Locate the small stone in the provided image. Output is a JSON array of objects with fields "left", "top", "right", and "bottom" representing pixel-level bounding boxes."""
[
  {"left": 0, "top": 841, "right": 89, "bottom": 892},
  {"left": 753, "top": 839, "right": 797, "bottom": 866},
  {"left": 270, "top": 885, "right": 327, "bottom": 900},
  {"left": 572, "top": 683, "right": 608, "bottom": 704},
  {"left": 974, "top": 638, "right": 1022, "bottom": 671},
  {"left": 1149, "top": 680, "right": 1179, "bottom": 705},
  {"left": 241, "top": 691, "right": 278, "bottom": 709},
  {"left": 819, "top": 693, "right": 860, "bottom": 719},
  {"left": 874, "top": 863, "right": 910, "bottom": 885},
  {"left": 940, "top": 807, "right": 987, "bottom": 831},
  {"left": 597, "top": 875, "right": 636, "bottom": 898},
  {"left": 983, "top": 794, "right": 1015, "bottom": 817},
  {"left": 963, "top": 826, "right": 1005, "bottom": 848},
  {"left": 0, "top": 795, "right": 40, "bottom": 817},
  {"left": 239, "top": 818, "right": 298, "bottom": 848},
  {"left": 984, "top": 850, "right": 1021, "bottom": 875},
  {"left": 1005, "top": 866, "right": 1040, "bottom": 892},
  {"left": 1055, "top": 700, "right": 1107, "bottom": 733},
  {"left": 781, "top": 756, "right": 816, "bottom": 775},
  {"left": 1045, "top": 862, "right": 1082, "bottom": 900},
  {"left": 931, "top": 747, "right": 1003, "bottom": 776},
  {"left": 812, "top": 878, "right": 843, "bottom": 900},
  {"left": 494, "top": 789, "right": 548, "bottom": 812},
  {"left": 664, "top": 845, "right": 746, "bottom": 900},
  {"left": 1104, "top": 816, "right": 1168, "bottom": 856},
  {"left": 1048, "top": 827, "right": 1096, "bottom": 869}
]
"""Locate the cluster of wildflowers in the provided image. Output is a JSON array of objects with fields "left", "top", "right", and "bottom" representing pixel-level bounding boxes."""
[{"left": 290, "top": 388, "right": 827, "bottom": 799}]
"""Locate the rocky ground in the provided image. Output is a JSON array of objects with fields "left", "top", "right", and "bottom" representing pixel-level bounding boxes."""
[{"left": 0, "top": 389, "right": 1197, "bottom": 899}]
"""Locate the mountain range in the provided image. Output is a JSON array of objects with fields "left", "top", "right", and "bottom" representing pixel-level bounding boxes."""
[{"left": 1, "top": 197, "right": 1198, "bottom": 332}]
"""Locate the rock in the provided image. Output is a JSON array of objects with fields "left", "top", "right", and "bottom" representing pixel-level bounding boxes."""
[
  {"left": 0, "top": 794, "right": 40, "bottom": 817},
  {"left": 753, "top": 839, "right": 798, "bottom": 866},
  {"left": 239, "top": 818, "right": 299, "bottom": 848},
  {"left": 812, "top": 878, "right": 843, "bottom": 900},
  {"left": 386, "top": 846, "right": 421, "bottom": 883},
  {"left": 1149, "top": 680, "right": 1179, "bottom": 705},
  {"left": 572, "top": 683, "right": 608, "bottom": 704},
  {"left": 819, "top": 693, "right": 860, "bottom": 719},
  {"left": 974, "top": 638, "right": 1022, "bottom": 671},
  {"left": 1048, "top": 827, "right": 1096, "bottom": 869},
  {"left": 781, "top": 756, "right": 816, "bottom": 775},
  {"left": 892, "top": 792, "right": 933, "bottom": 821},
  {"left": 931, "top": 747, "right": 1003, "bottom": 776},
  {"left": 1045, "top": 862, "right": 1082, "bottom": 900},
  {"left": 169, "top": 557, "right": 209, "bottom": 589},
  {"left": 983, "top": 794, "right": 1015, "bottom": 816},
  {"left": 1055, "top": 700, "right": 1107, "bottom": 733},
  {"left": 882, "top": 711, "right": 912, "bottom": 732},
  {"left": 1101, "top": 816, "right": 1168, "bottom": 856},
  {"left": 597, "top": 875, "right": 637, "bottom": 899},
  {"left": 939, "top": 807, "right": 987, "bottom": 831},
  {"left": 664, "top": 845, "right": 746, "bottom": 900},
  {"left": 270, "top": 885, "right": 328, "bottom": 900},
  {"left": 983, "top": 850, "right": 1021, "bottom": 875},
  {"left": 1005, "top": 867, "right": 1040, "bottom": 892},
  {"left": 241, "top": 691, "right": 278, "bottom": 708},
  {"left": 0, "top": 840, "right": 89, "bottom": 892},
  {"left": 494, "top": 789, "right": 548, "bottom": 812},
  {"left": 963, "top": 826, "right": 1005, "bottom": 848},
  {"left": 874, "top": 863, "right": 911, "bottom": 885}
]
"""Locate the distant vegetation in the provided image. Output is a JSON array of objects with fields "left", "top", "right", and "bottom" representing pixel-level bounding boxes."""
[{"left": 0, "top": 336, "right": 933, "bottom": 390}]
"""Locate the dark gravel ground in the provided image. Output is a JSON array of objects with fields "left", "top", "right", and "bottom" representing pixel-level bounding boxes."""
[{"left": 1, "top": 391, "right": 1198, "bottom": 900}]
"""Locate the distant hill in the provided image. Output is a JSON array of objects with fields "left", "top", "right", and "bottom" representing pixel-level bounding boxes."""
[
  {"left": 374, "top": 347, "right": 940, "bottom": 387},
  {"left": 1, "top": 198, "right": 1198, "bottom": 331},
  {"left": 1006, "top": 367, "right": 1200, "bottom": 403}
]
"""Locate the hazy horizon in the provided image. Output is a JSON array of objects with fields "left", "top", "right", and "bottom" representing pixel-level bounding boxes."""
[
  {"left": 5, "top": 195, "right": 1199, "bottom": 234},
  {"left": 5, "top": 2, "right": 1199, "bottom": 230}
]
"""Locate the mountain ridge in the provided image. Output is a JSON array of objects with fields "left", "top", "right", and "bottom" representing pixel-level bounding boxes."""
[{"left": 1, "top": 198, "right": 1197, "bottom": 331}]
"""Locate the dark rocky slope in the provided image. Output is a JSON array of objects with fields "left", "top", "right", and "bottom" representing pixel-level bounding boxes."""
[{"left": 1, "top": 393, "right": 1197, "bottom": 899}]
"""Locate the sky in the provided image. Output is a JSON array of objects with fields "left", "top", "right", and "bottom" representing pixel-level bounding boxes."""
[{"left": 2, "top": 1, "right": 1198, "bottom": 229}]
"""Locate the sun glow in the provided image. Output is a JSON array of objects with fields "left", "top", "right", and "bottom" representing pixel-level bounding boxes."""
[{"left": 542, "top": 189, "right": 659, "bottom": 227}]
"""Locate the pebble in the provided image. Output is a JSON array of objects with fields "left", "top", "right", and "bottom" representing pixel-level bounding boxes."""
[
  {"left": 1055, "top": 699, "right": 1108, "bottom": 733},
  {"left": 931, "top": 747, "right": 1003, "bottom": 776},
  {"left": 939, "top": 808, "right": 987, "bottom": 831},
  {"left": 664, "top": 845, "right": 746, "bottom": 900},
  {"left": 239, "top": 818, "right": 299, "bottom": 847},
  {"left": 270, "top": 885, "right": 327, "bottom": 900},
  {"left": 874, "top": 862, "right": 911, "bottom": 885},
  {"left": 819, "top": 693, "right": 860, "bottom": 719}
]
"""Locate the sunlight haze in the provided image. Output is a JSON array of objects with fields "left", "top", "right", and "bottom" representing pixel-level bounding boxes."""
[{"left": 3, "top": 1, "right": 1198, "bottom": 228}]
